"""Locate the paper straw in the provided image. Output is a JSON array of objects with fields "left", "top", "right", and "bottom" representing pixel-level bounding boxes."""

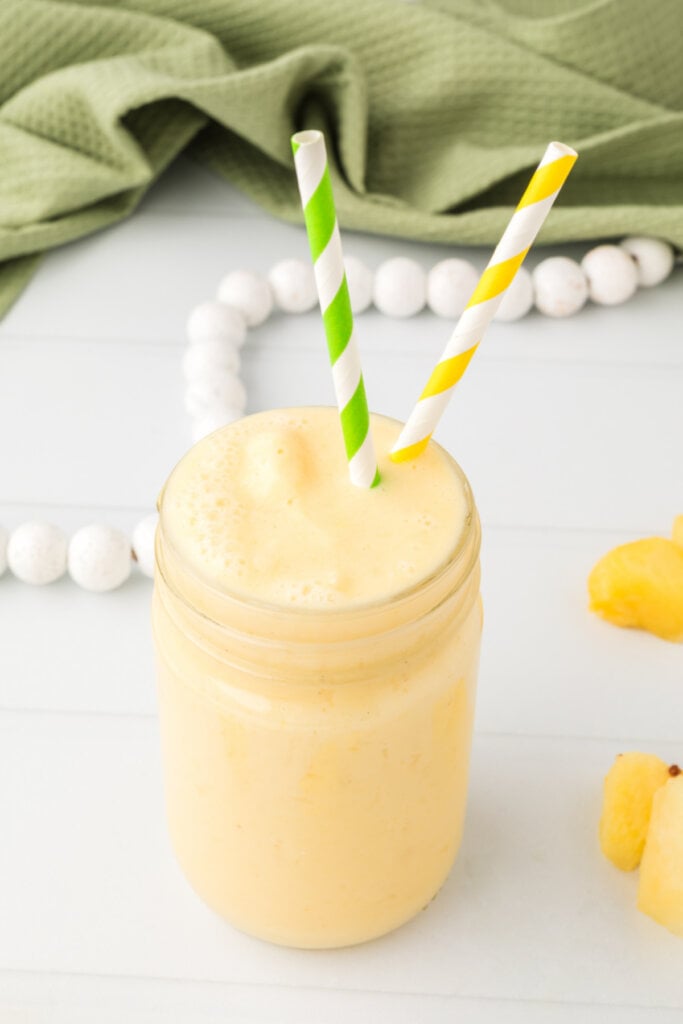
[
  {"left": 390, "top": 141, "right": 578, "bottom": 463},
  {"left": 291, "top": 130, "right": 379, "bottom": 488}
]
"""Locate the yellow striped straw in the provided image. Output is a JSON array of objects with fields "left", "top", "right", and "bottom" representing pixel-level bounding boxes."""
[{"left": 390, "top": 141, "right": 577, "bottom": 463}]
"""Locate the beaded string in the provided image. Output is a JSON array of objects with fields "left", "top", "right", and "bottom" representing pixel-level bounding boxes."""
[{"left": 1, "top": 237, "right": 677, "bottom": 591}]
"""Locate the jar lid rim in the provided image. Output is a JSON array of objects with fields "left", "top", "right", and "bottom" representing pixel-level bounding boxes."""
[{"left": 157, "top": 442, "right": 479, "bottom": 626}]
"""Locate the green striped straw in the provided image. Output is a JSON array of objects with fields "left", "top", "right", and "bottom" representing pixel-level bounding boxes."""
[{"left": 291, "top": 130, "right": 379, "bottom": 488}]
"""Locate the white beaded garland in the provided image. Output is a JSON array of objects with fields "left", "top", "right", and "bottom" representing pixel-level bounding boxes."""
[
  {"left": 0, "top": 525, "right": 8, "bottom": 577},
  {"left": 373, "top": 257, "right": 427, "bottom": 318},
  {"left": 621, "top": 236, "right": 675, "bottom": 288},
  {"left": 186, "top": 301, "right": 246, "bottom": 348},
  {"left": 532, "top": 257, "right": 589, "bottom": 318},
  {"left": 581, "top": 245, "right": 638, "bottom": 306},
  {"left": 68, "top": 525, "right": 131, "bottom": 592},
  {"left": 132, "top": 513, "right": 158, "bottom": 579},
  {"left": 184, "top": 373, "right": 248, "bottom": 418},
  {"left": 427, "top": 258, "right": 479, "bottom": 319},
  {"left": 343, "top": 256, "right": 374, "bottom": 314},
  {"left": 217, "top": 270, "right": 273, "bottom": 327},
  {"left": 7, "top": 522, "right": 68, "bottom": 585},
  {"left": 182, "top": 339, "right": 240, "bottom": 383},
  {"left": 191, "top": 406, "right": 243, "bottom": 443},
  {"left": 494, "top": 266, "right": 534, "bottom": 322},
  {"left": 6, "top": 235, "right": 675, "bottom": 596},
  {"left": 268, "top": 259, "right": 318, "bottom": 313}
]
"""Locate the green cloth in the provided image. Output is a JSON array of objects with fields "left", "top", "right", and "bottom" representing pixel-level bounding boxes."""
[{"left": 1, "top": 0, "right": 682, "bottom": 316}]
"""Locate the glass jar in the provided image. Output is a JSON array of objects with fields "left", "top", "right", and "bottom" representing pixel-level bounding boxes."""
[{"left": 153, "top": 456, "right": 482, "bottom": 949}]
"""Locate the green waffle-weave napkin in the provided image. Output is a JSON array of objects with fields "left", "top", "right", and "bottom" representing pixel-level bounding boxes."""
[{"left": 1, "top": 0, "right": 682, "bottom": 315}]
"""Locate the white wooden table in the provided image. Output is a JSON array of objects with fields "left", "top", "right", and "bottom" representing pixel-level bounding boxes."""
[{"left": 1, "top": 158, "right": 682, "bottom": 1022}]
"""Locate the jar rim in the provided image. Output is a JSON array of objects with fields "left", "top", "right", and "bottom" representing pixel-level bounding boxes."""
[{"left": 156, "top": 415, "right": 479, "bottom": 630}]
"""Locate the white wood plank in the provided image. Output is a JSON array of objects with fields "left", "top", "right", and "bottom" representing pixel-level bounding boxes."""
[
  {"left": 0, "top": 217, "right": 320, "bottom": 345},
  {"left": 247, "top": 345, "right": 683, "bottom": 533},
  {"left": 347, "top": 281, "right": 683, "bottom": 367},
  {"left": 2, "top": 184, "right": 680, "bottom": 371},
  {"left": 1, "top": 713, "right": 681, "bottom": 1010},
  {"left": 0, "top": 505, "right": 156, "bottom": 717},
  {"left": 2, "top": 336, "right": 681, "bottom": 530},
  {"left": 1, "top": 516, "right": 680, "bottom": 746},
  {"left": 138, "top": 157, "right": 265, "bottom": 219},
  {"left": 478, "top": 527, "right": 683, "bottom": 744},
  {"left": 442, "top": 359, "right": 683, "bottom": 534},
  {"left": 2, "top": 970, "right": 681, "bottom": 1024},
  {"left": 0, "top": 340, "right": 186, "bottom": 509}
]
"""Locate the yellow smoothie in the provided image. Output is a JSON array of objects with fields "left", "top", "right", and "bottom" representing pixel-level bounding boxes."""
[{"left": 153, "top": 408, "right": 482, "bottom": 948}]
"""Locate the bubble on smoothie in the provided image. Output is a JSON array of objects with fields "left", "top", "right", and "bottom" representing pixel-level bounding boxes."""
[
  {"left": 275, "top": 579, "right": 342, "bottom": 606},
  {"left": 396, "top": 560, "right": 416, "bottom": 578},
  {"left": 242, "top": 428, "right": 309, "bottom": 502}
]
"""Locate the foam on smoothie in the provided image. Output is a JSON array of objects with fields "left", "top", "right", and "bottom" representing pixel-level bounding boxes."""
[{"left": 162, "top": 408, "right": 468, "bottom": 608}]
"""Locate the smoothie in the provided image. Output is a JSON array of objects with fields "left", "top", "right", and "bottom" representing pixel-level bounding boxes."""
[{"left": 153, "top": 408, "right": 482, "bottom": 947}]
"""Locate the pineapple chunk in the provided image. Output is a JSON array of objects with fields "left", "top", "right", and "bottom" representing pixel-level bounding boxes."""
[
  {"left": 672, "top": 516, "right": 683, "bottom": 549},
  {"left": 588, "top": 537, "right": 683, "bottom": 641},
  {"left": 600, "top": 753, "right": 671, "bottom": 870},
  {"left": 638, "top": 770, "right": 683, "bottom": 936}
]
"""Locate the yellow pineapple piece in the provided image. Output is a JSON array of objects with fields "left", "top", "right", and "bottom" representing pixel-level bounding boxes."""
[
  {"left": 638, "top": 769, "right": 683, "bottom": 936},
  {"left": 588, "top": 537, "right": 683, "bottom": 641},
  {"left": 672, "top": 515, "right": 683, "bottom": 549},
  {"left": 599, "top": 752, "right": 670, "bottom": 870}
]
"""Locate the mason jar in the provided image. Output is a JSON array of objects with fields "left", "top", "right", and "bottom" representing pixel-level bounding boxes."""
[{"left": 152, "top": 413, "right": 482, "bottom": 949}]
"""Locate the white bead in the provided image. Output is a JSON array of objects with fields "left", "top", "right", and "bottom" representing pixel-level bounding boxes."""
[
  {"left": 581, "top": 245, "right": 638, "bottom": 306},
  {"left": 68, "top": 525, "right": 131, "bottom": 592},
  {"left": 217, "top": 270, "right": 273, "bottom": 327},
  {"left": 191, "top": 406, "right": 243, "bottom": 443},
  {"left": 494, "top": 266, "right": 534, "bottom": 322},
  {"left": 182, "top": 340, "right": 240, "bottom": 384},
  {"left": 132, "top": 513, "right": 158, "bottom": 579},
  {"left": 0, "top": 525, "right": 8, "bottom": 577},
  {"left": 427, "top": 258, "right": 478, "bottom": 319},
  {"left": 7, "top": 522, "right": 67, "bottom": 585},
  {"left": 268, "top": 259, "right": 317, "bottom": 313},
  {"left": 620, "top": 236, "right": 675, "bottom": 287},
  {"left": 344, "top": 257, "right": 374, "bottom": 313},
  {"left": 184, "top": 373, "right": 247, "bottom": 418},
  {"left": 373, "top": 257, "right": 426, "bottom": 318},
  {"left": 186, "top": 301, "right": 246, "bottom": 348},
  {"left": 532, "top": 257, "right": 588, "bottom": 318}
]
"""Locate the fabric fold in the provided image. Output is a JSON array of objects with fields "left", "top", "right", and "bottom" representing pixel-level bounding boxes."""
[{"left": 1, "top": 0, "right": 681, "bottom": 315}]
